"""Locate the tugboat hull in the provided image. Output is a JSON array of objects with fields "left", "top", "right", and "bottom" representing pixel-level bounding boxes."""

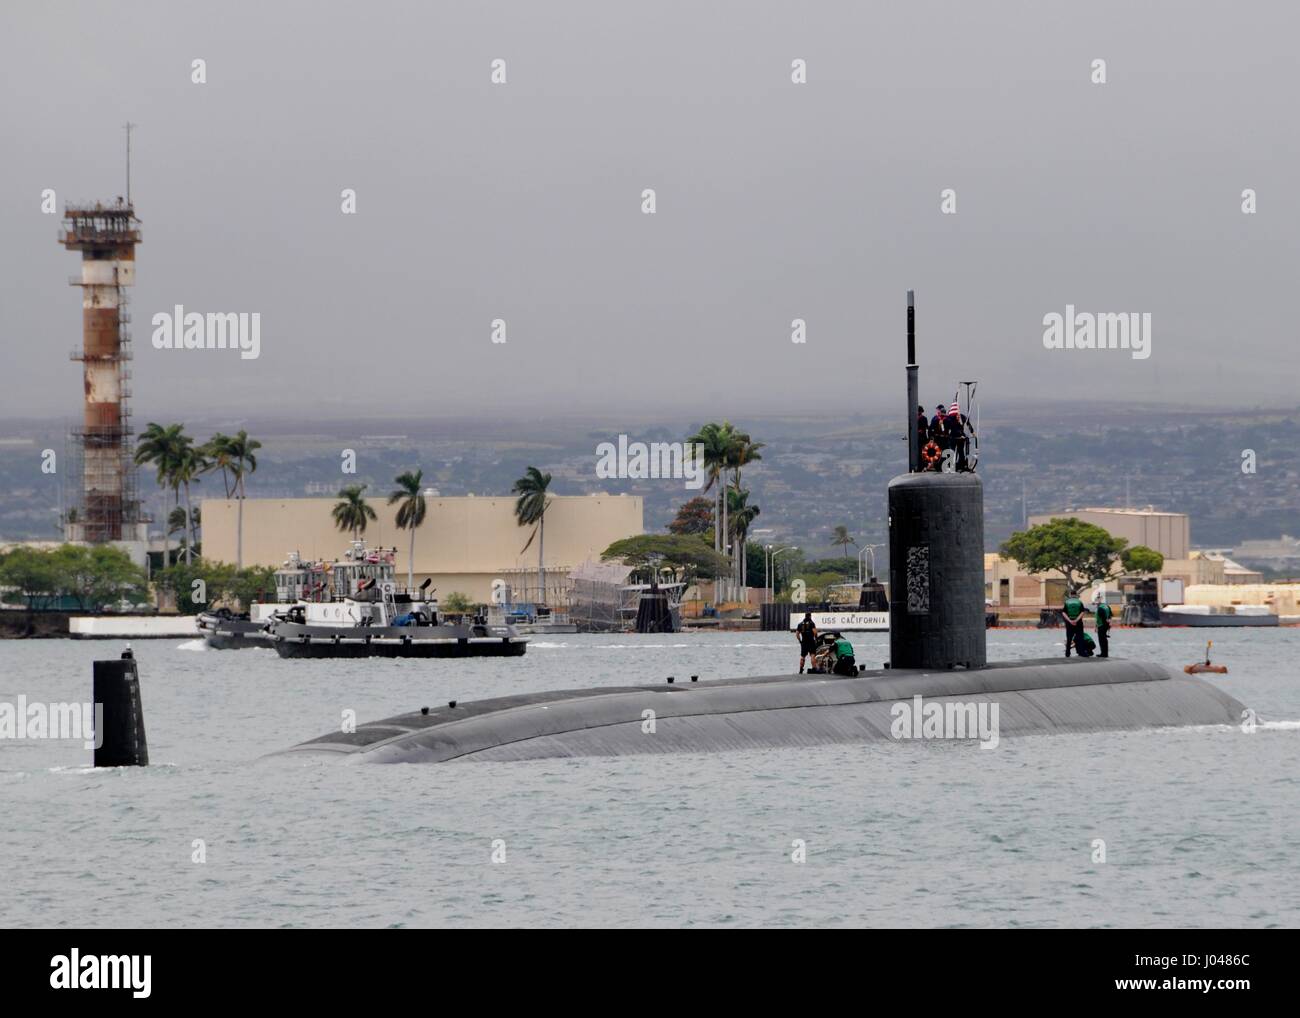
[
  {"left": 274, "top": 637, "right": 527, "bottom": 658},
  {"left": 197, "top": 614, "right": 271, "bottom": 649},
  {"left": 206, "top": 629, "right": 271, "bottom": 650},
  {"left": 267, "top": 621, "right": 527, "bottom": 659}
]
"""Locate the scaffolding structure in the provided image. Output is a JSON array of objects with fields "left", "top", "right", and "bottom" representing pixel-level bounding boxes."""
[
  {"left": 494, "top": 565, "right": 574, "bottom": 609},
  {"left": 60, "top": 200, "right": 146, "bottom": 544},
  {"left": 566, "top": 560, "right": 687, "bottom": 632},
  {"left": 567, "top": 560, "right": 631, "bottom": 632}
]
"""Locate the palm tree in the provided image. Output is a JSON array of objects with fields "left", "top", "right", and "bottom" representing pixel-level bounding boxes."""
[
  {"left": 727, "top": 487, "right": 760, "bottom": 587},
  {"left": 388, "top": 470, "right": 427, "bottom": 592},
  {"left": 202, "top": 432, "right": 235, "bottom": 497},
  {"left": 685, "top": 422, "right": 732, "bottom": 555},
  {"left": 167, "top": 506, "right": 188, "bottom": 547},
  {"left": 726, "top": 430, "right": 764, "bottom": 586},
  {"left": 832, "top": 525, "right": 857, "bottom": 563},
  {"left": 511, "top": 466, "right": 552, "bottom": 601},
  {"left": 224, "top": 430, "right": 261, "bottom": 568},
  {"left": 729, "top": 433, "right": 764, "bottom": 489},
  {"left": 135, "top": 422, "right": 187, "bottom": 569},
  {"left": 332, "top": 484, "right": 377, "bottom": 540},
  {"left": 172, "top": 443, "right": 207, "bottom": 564}
]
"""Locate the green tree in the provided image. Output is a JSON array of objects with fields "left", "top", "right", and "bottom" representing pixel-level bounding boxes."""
[
  {"left": 441, "top": 591, "right": 473, "bottom": 613},
  {"left": 685, "top": 422, "right": 732, "bottom": 554},
  {"left": 332, "top": 484, "right": 377, "bottom": 540},
  {"left": 668, "top": 496, "right": 714, "bottom": 536},
  {"left": 201, "top": 431, "right": 261, "bottom": 568},
  {"left": 167, "top": 506, "right": 188, "bottom": 548},
  {"left": 0, "top": 546, "right": 61, "bottom": 610},
  {"left": 511, "top": 466, "right": 553, "bottom": 599},
  {"left": 601, "top": 534, "right": 729, "bottom": 590},
  {"left": 0, "top": 545, "right": 146, "bottom": 612},
  {"left": 172, "top": 442, "right": 207, "bottom": 564},
  {"left": 388, "top": 469, "right": 428, "bottom": 592},
  {"left": 831, "top": 525, "right": 857, "bottom": 563},
  {"left": 155, "top": 559, "right": 277, "bottom": 614},
  {"left": 802, "top": 557, "right": 860, "bottom": 581},
  {"left": 224, "top": 430, "right": 261, "bottom": 569},
  {"left": 744, "top": 540, "right": 768, "bottom": 590},
  {"left": 134, "top": 422, "right": 189, "bottom": 568},
  {"left": 1000, "top": 517, "right": 1163, "bottom": 591},
  {"left": 202, "top": 432, "right": 236, "bottom": 497},
  {"left": 779, "top": 570, "right": 849, "bottom": 604},
  {"left": 727, "top": 487, "right": 760, "bottom": 586},
  {"left": 727, "top": 430, "right": 763, "bottom": 586},
  {"left": 1122, "top": 545, "right": 1164, "bottom": 576},
  {"left": 55, "top": 545, "right": 149, "bottom": 610},
  {"left": 166, "top": 505, "right": 202, "bottom": 561},
  {"left": 769, "top": 547, "right": 807, "bottom": 598}
]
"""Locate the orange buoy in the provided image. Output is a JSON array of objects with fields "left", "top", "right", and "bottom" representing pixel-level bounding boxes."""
[
  {"left": 921, "top": 440, "right": 942, "bottom": 469},
  {"left": 1184, "top": 640, "right": 1228, "bottom": 675}
]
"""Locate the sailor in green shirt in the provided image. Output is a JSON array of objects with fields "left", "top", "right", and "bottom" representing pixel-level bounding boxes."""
[
  {"left": 1061, "top": 590, "right": 1086, "bottom": 657},
  {"left": 1094, "top": 597, "right": 1113, "bottom": 658}
]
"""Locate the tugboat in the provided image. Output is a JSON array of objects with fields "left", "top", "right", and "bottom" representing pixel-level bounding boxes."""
[
  {"left": 264, "top": 578, "right": 528, "bottom": 658},
  {"left": 197, "top": 542, "right": 409, "bottom": 649},
  {"left": 195, "top": 606, "right": 268, "bottom": 649}
]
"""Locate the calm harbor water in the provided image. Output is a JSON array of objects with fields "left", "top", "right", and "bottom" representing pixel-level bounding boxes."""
[{"left": 1, "top": 628, "right": 1297, "bottom": 928}]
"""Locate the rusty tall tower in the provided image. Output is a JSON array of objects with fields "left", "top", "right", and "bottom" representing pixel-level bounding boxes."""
[{"left": 61, "top": 198, "right": 145, "bottom": 544}]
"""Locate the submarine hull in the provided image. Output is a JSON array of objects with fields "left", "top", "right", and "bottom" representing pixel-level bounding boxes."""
[{"left": 279, "top": 658, "right": 1245, "bottom": 764}]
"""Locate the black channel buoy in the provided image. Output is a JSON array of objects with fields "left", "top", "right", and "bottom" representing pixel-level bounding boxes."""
[
  {"left": 93, "top": 647, "right": 148, "bottom": 767},
  {"left": 635, "top": 580, "right": 674, "bottom": 633}
]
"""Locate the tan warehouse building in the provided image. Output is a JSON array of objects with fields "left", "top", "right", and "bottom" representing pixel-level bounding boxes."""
[
  {"left": 1028, "top": 507, "right": 1189, "bottom": 560},
  {"left": 202, "top": 494, "right": 643, "bottom": 602},
  {"left": 991, "top": 507, "right": 1205, "bottom": 606}
]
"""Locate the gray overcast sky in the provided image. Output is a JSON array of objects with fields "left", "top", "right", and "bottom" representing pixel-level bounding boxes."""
[{"left": 2, "top": 0, "right": 1297, "bottom": 422}]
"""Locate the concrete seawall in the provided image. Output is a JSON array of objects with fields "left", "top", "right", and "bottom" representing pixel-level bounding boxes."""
[
  {"left": 0, "top": 612, "right": 200, "bottom": 639},
  {"left": 70, "top": 616, "right": 199, "bottom": 639},
  {"left": 281, "top": 658, "right": 1246, "bottom": 764}
]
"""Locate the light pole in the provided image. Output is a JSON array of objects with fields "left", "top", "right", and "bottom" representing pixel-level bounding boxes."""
[
  {"left": 752, "top": 530, "right": 775, "bottom": 603},
  {"left": 772, "top": 546, "right": 797, "bottom": 603},
  {"left": 859, "top": 543, "right": 881, "bottom": 583}
]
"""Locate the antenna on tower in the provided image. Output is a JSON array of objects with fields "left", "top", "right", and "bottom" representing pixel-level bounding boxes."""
[{"left": 124, "top": 121, "right": 135, "bottom": 205}]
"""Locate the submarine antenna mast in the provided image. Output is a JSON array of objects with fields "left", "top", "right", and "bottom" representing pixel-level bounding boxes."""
[{"left": 906, "top": 290, "right": 919, "bottom": 472}]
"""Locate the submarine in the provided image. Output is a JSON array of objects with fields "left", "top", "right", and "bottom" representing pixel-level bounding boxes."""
[{"left": 282, "top": 292, "right": 1247, "bottom": 763}]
